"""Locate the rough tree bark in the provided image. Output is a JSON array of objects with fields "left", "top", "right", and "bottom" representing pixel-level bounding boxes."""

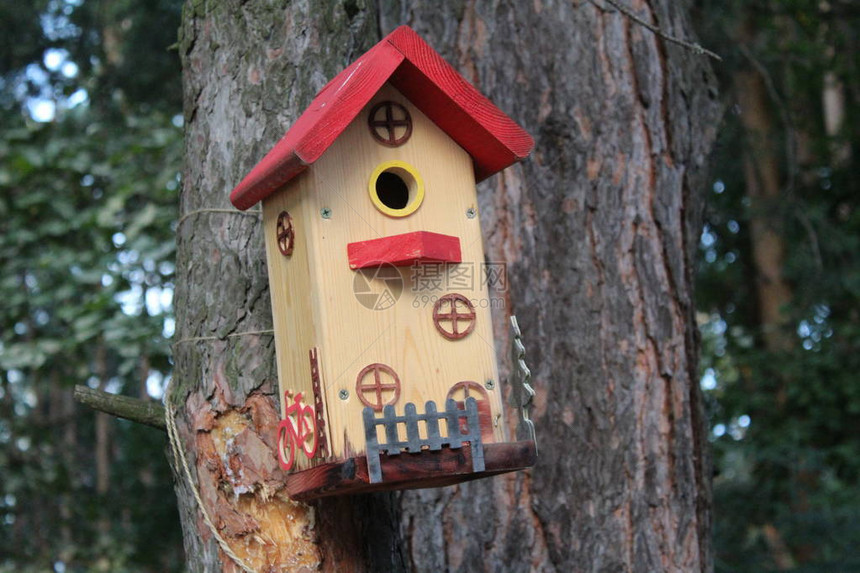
[
  {"left": 173, "top": 1, "right": 719, "bottom": 572},
  {"left": 383, "top": 2, "right": 719, "bottom": 571},
  {"left": 173, "top": 3, "right": 404, "bottom": 571}
]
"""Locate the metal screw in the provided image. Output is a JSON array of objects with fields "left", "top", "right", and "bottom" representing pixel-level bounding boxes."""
[
  {"left": 466, "top": 207, "right": 477, "bottom": 219},
  {"left": 484, "top": 379, "right": 495, "bottom": 390},
  {"left": 338, "top": 389, "right": 349, "bottom": 400},
  {"left": 321, "top": 207, "right": 332, "bottom": 219}
]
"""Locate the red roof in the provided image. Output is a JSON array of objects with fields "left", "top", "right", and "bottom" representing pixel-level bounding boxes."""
[{"left": 230, "top": 26, "right": 533, "bottom": 210}]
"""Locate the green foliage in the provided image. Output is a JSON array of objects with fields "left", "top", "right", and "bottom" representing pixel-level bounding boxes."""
[
  {"left": 0, "top": 0, "right": 51, "bottom": 75},
  {"left": 0, "top": 0, "right": 184, "bottom": 570},
  {"left": 695, "top": 0, "right": 860, "bottom": 570}
]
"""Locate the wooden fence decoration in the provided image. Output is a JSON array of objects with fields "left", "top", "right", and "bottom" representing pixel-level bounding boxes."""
[{"left": 362, "top": 397, "right": 485, "bottom": 483}]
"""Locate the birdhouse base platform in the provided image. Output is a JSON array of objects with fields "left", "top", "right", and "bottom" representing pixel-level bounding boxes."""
[{"left": 283, "top": 440, "right": 536, "bottom": 501}]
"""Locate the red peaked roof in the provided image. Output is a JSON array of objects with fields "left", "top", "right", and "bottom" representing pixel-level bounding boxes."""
[{"left": 230, "top": 26, "right": 533, "bottom": 210}]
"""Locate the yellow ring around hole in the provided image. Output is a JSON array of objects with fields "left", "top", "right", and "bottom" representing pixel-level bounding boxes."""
[{"left": 367, "top": 160, "right": 425, "bottom": 218}]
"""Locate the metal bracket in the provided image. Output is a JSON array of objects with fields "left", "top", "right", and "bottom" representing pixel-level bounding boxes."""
[{"left": 509, "top": 316, "right": 537, "bottom": 451}]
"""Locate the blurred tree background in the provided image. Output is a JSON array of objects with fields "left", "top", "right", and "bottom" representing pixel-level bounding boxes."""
[
  {"left": 0, "top": 0, "right": 185, "bottom": 571},
  {"left": 695, "top": 0, "right": 860, "bottom": 570},
  {"left": 0, "top": 0, "right": 857, "bottom": 572}
]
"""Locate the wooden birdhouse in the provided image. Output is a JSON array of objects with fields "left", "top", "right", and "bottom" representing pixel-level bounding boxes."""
[{"left": 230, "top": 26, "right": 536, "bottom": 500}]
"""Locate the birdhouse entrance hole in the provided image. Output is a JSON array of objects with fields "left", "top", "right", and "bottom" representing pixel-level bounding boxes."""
[
  {"left": 368, "top": 160, "right": 424, "bottom": 217},
  {"left": 376, "top": 172, "right": 409, "bottom": 209}
]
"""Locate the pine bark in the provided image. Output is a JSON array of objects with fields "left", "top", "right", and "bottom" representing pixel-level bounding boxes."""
[
  {"left": 382, "top": 2, "right": 719, "bottom": 571},
  {"left": 174, "top": 2, "right": 404, "bottom": 571},
  {"left": 175, "top": 1, "right": 719, "bottom": 571}
]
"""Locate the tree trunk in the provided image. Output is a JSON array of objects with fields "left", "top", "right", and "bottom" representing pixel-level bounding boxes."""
[
  {"left": 94, "top": 339, "right": 113, "bottom": 536},
  {"left": 173, "top": 3, "right": 405, "bottom": 571},
  {"left": 382, "top": 2, "right": 719, "bottom": 571},
  {"left": 733, "top": 13, "right": 794, "bottom": 357},
  {"left": 734, "top": 67, "right": 793, "bottom": 354},
  {"left": 175, "top": 1, "right": 718, "bottom": 571},
  {"left": 732, "top": 32, "right": 797, "bottom": 568}
]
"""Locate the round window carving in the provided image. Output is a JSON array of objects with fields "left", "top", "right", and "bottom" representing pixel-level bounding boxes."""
[
  {"left": 368, "top": 101, "right": 412, "bottom": 147},
  {"left": 446, "top": 380, "right": 489, "bottom": 403},
  {"left": 446, "top": 381, "right": 495, "bottom": 443},
  {"left": 276, "top": 211, "right": 294, "bottom": 256},
  {"left": 432, "top": 294, "right": 477, "bottom": 340},
  {"left": 355, "top": 363, "right": 401, "bottom": 411}
]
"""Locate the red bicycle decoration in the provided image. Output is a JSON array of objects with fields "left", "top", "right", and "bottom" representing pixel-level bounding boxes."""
[
  {"left": 276, "top": 391, "right": 318, "bottom": 471},
  {"left": 355, "top": 363, "right": 401, "bottom": 411},
  {"left": 432, "top": 294, "right": 477, "bottom": 340},
  {"left": 276, "top": 211, "right": 294, "bottom": 256}
]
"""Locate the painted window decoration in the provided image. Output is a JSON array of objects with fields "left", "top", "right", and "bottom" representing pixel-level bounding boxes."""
[
  {"left": 368, "top": 160, "right": 424, "bottom": 218},
  {"left": 355, "top": 363, "right": 402, "bottom": 411},
  {"left": 368, "top": 101, "right": 412, "bottom": 147},
  {"left": 276, "top": 391, "right": 318, "bottom": 471},
  {"left": 447, "top": 381, "right": 495, "bottom": 443},
  {"left": 276, "top": 211, "right": 294, "bottom": 256},
  {"left": 432, "top": 294, "right": 477, "bottom": 340}
]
